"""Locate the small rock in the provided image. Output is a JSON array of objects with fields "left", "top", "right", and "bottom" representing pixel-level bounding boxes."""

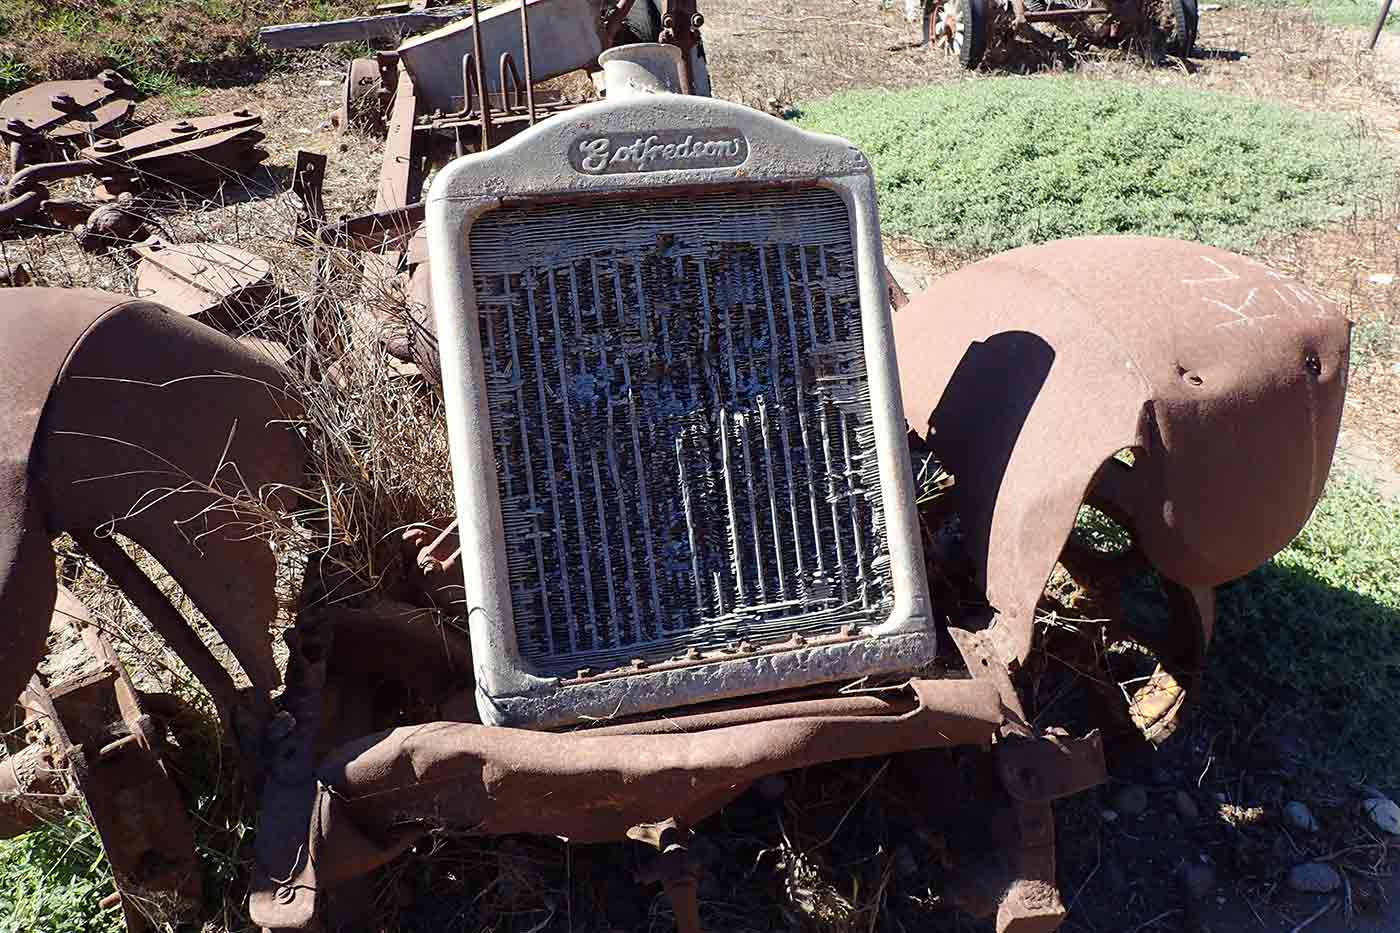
[
  {"left": 1175, "top": 790, "right": 1200, "bottom": 822},
  {"left": 1113, "top": 784, "right": 1149, "bottom": 817},
  {"left": 1181, "top": 862, "right": 1216, "bottom": 900},
  {"left": 756, "top": 774, "right": 787, "bottom": 800},
  {"left": 1214, "top": 792, "right": 1228, "bottom": 803},
  {"left": 1101, "top": 808, "right": 1120, "bottom": 823},
  {"left": 1199, "top": 2, "right": 1222, "bottom": 9},
  {"left": 1389, "top": 362, "right": 1400, "bottom": 376},
  {"left": 1363, "top": 797, "right": 1400, "bottom": 835},
  {"left": 1369, "top": 272, "right": 1396, "bottom": 287},
  {"left": 1283, "top": 801, "right": 1319, "bottom": 834},
  {"left": 1288, "top": 862, "right": 1342, "bottom": 894}
]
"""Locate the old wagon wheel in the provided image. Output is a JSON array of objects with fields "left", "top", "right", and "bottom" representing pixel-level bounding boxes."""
[{"left": 928, "top": 0, "right": 989, "bottom": 67}]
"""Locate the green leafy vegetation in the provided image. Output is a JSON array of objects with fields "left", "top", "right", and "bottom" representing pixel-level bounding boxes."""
[
  {"left": 793, "top": 78, "right": 1393, "bottom": 255},
  {"left": 0, "top": 813, "right": 123, "bottom": 933},
  {"left": 0, "top": 0, "right": 374, "bottom": 93},
  {"left": 1086, "top": 472, "right": 1400, "bottom": 782},
  {"left": 0, "top": 707, "right": 249, "bottom": 932},
  {"left": 0, "top": 51, "right": 28, "bottom": 96},
  {"left": 1208, "top": 474, "right": 1400, "bottom": 780},
  {"left": 1237, "top": 0, "right": 1397, "bottom": 32}
]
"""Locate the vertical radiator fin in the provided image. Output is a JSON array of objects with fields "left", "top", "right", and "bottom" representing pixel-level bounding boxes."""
[{"left": 469, "top": 187, "right": 892, "bottom": 675}]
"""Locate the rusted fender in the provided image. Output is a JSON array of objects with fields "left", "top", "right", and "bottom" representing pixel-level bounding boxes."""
[
  {"left": 250, "top": 678, "right": 1002, "bottom": 917},
  {"left": 894, "top": 237, "right": 1349, "bottom": 668},
  {"left": 0, "top": 287, "right": 306, "bottom": 714}
]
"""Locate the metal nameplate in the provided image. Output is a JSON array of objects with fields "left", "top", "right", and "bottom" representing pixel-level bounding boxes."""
[{"left": 570, "top": 129, "right": 748, "bottom": 175}]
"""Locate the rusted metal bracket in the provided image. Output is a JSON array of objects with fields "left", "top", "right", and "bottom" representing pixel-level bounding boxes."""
[
  {"left": 376, "top": 69, "right": 422, "bottom": 211},
  {"left": 2, "top": 110, "right": 268, "bottom": 228},
  {"left": 601, "top": 0, "right": 642, "bottom": 42},
  {"left": 319, "top": 202, "right": 425, "bottom": 253},
  {"left": 0, "top": 71, "right": 135, "bottom": 170},
  {"left": 18, "top": 591, "right": 201, "bottom": 932},
  {"left": 79, "top": 110, "right": 268, "bottom": 199},
  {"left": 339, "top": 54, "right": 400, "bottom": 134},
  {"left": 293, "top": 151, "right": 329, "bottom": 235},
  {"left": 631, "top": 818, "right": 704, "bottom": 933}
]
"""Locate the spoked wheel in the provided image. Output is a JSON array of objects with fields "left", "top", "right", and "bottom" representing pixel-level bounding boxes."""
[{"left": 927, "top": 0, "right": 989, "bottom": 68}]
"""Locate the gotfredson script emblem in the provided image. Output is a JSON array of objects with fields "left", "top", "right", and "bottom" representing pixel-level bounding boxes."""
[{"left": 570, "top": 128, "right": 749, "bottom": 175}]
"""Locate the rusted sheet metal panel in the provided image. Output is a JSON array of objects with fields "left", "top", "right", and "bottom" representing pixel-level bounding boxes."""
[
  {"left": 132, "top": 240, "right": 275, "bottom": 332},
  {"left": 398, "top": 0, "right": 602, "bottom": 113},
  {"left": 894, "top": 236, "right": 1349, "bottom": 669},
  {"left": 246, "top": 677, "right": 1002, "bottom": 921}
]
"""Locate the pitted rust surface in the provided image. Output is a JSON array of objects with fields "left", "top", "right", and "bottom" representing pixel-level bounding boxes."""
[{"left": 894, "top": 236, "right": 1349, "bottom": 671}]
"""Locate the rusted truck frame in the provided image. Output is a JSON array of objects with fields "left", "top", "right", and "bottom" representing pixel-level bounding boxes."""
[{"left": 0, "top": 32, "right": 1349, "bottom": 933}]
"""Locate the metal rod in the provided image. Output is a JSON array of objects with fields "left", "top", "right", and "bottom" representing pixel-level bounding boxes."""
[
  {"left": 1370, "top": 0, "right": 1392, "bottom": 48},
  {"left": 469, "top": 0, "right": 491, "bottom": 151},
  {"left": 72, "top": 530, "right": 240, "bottom": 723},
  {"left": 461, "top": 52, "right": 476, "bottom": 117},
  {"left": 1021, "top": 7, "right": 1109, "bottom": 20},
  {"left": 519, "top": 0, "right": 537, "bottom": 123}
]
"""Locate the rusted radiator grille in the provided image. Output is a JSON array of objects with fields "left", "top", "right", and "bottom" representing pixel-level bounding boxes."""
[{"left": 469, "top": 186, "right": 892, "bottom": 675}]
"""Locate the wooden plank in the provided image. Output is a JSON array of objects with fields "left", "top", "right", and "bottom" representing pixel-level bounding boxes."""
[{"left": 258, "top": 7, "right": 471, "bottom": 48}]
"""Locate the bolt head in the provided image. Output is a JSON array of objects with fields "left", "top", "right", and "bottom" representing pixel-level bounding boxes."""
[
  {"left": 94, "top": 139, "right": 121, "bottom": 152},
  {"left": 171, "top": 120, "right": 195, "bottom": 132}
]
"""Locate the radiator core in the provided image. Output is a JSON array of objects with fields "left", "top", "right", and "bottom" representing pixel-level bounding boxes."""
[{"left": 468, "top": 186, "right": 893, "bottom": 676}]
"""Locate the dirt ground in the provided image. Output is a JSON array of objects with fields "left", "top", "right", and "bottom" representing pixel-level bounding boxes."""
[{"left": 5, "top": 1, "right": 1399, "bottom": 930}]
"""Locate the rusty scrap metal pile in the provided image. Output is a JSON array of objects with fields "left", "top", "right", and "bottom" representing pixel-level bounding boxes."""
[{"left": 0, "top": 3, "right": 1350, "bottom": 933}]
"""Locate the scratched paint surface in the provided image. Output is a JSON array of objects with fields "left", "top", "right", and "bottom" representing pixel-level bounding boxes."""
[{"left": 469, "top": 187, "right": 893, "bottom": 675}]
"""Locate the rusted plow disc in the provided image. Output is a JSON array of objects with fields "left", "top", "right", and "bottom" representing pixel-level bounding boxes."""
[{"left": 132, "top": 240, "right": 276, "bottom": 332}]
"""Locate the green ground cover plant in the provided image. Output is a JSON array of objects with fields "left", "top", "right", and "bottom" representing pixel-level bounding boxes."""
[{"left": 794, "top": 78, "right": 1393, "bottom": 254}]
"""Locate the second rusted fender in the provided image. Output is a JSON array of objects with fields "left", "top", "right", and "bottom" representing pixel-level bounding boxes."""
[{"left": 894, "top": 236, "right": 1349, "bottom": 666}]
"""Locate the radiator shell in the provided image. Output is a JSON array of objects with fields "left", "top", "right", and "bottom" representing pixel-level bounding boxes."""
[{"left": 427, "top": 94, "right": 934, "bottom": 728}]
